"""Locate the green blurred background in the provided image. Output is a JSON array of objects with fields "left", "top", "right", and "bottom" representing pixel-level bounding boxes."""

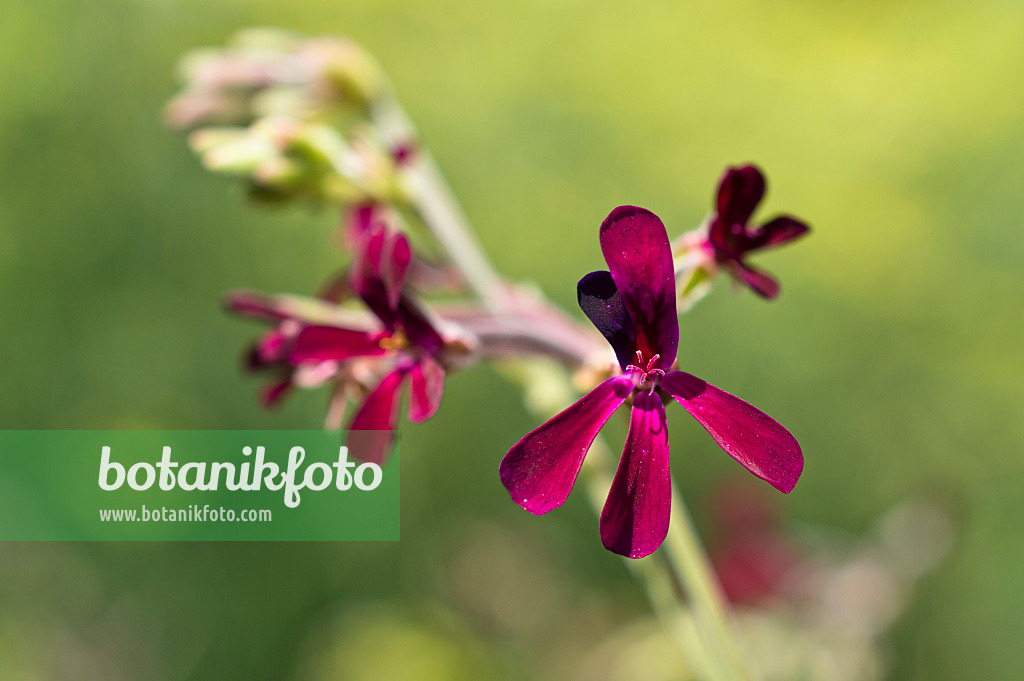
[{"left": 2, "top": 0, "right": 1023, "bottom": 679}]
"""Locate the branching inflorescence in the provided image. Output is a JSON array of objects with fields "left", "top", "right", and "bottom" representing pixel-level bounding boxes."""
[
  {"left": 166, "top": 28, "right": 811, "bottom": 561},
  {"left": 166, "top": 31, "right": 822, "bottom": 681}
]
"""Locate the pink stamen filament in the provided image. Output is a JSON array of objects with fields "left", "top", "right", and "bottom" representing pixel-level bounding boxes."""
[{"left": 627, "top": 351, "right": 664, "bottom": 391}]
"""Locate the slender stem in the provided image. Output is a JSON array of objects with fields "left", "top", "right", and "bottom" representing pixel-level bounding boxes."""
[
  {"left": 371, "top": 90, "right": 753, "bottom": 681},
  {"left": 662, "top": 482, "right": 754, "bottom": 681},
  {"left": 582, "top": 441, "right": 753, "bottom": 681}
]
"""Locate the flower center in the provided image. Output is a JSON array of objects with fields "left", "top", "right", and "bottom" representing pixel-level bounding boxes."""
[
  {"left": 627, "top": 351, "right": 664, "bottom": 392},
  {"left": 379, "top": 331, "right": 409, "bottom": 351}
]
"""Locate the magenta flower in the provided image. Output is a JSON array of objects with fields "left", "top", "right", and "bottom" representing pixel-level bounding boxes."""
[
  {"left": 230, "top": 217, "right": 446, "bottom": 463},
  {"left": 704, "top": 165, "right": 810, "bottom": 298},
  {"left": 500, "top": 206, "right": 803, "bottom": 559}
]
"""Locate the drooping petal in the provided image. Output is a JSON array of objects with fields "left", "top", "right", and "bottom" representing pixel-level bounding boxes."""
[
  {"left": 289, "top": 326, "right": 385, "bottom": 363},
  {"left": 599, "top": 206, "right": 678, "bottom": 368},
  {"left": 577, "top": 270, "right": 637, "bottom": 371},
  {"left": 408, "top": 356, "right": 445, "bottom": 423},
  {"left": 660, "top": 371, "right": 803, "bottom": 493},
  {"left": 500, "top": 375, "right": 634, "bottom": 515},
  {"left": 716, "top": 165, "right": 766, "bottom": 226},
  {"left": 749, "top": 215, "right": 810, "bottom": 251},
  {"left": 347, "top": 367, "right": 407, "bottom": 464},
  {"left": 600, "top": 390, "right": 672, "bottom": 559},
  {"left": 732, "top": 263, "right": 780, "bottom": 299}
]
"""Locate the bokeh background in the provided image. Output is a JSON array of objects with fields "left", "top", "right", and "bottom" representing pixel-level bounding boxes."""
[{"left": 2, "top": 0, "right": 1023, "bottom": 679}]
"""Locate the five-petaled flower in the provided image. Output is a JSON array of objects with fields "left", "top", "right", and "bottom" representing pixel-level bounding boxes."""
[
  {"left": 230, "top": 214, "right": 447, "bottom": 464},
  {"left": 499, "top": 206, "right": 803, "bottom": 559},
  {"left": 697, "top": 164, "right": 810, "bottom": 299}
]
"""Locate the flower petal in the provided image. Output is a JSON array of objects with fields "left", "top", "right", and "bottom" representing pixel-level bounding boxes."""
[
  {"left": 260, "top": 378, "right": 293, "bottom": 408},
  {"left": 500, "top": 375, "right": 633, "bottom": 515},
  {"left": 577, "top": 270, "right": 637, "bottom": 371},
  {"left": 289, "top": 326, "right": 385, "bottom": 363},
  {"left": 224, "top": 290, "right": 292, "bottom": 322},
  {"left": 732, "top": 263, "right": 780, "bottom": 299},
  {"left": 408, "top": 356, "right": 445, "bottom": 423},
  {"left": 599, "top": 206, "right": 678, "bottom": 368},
  {"left": 600, "top": 390, "right": 672, "bottom": 559},
  {"left": 716, "top": 165, "right": 766, "bottom": 226},
  {"left": 382, "top": 231, "right": 412, "bottom": 310},
  {"left": 344, "top": 202, "right": 379, "bottom": 246},
  {"left": 750, "top": 215, "right": 810, "bottom": 251},
  {"left": 347, "top": 368, "right": 407, "bottom": 464},
  {"left": 660, "top": 371, "right": 803, "bottom": 493}
]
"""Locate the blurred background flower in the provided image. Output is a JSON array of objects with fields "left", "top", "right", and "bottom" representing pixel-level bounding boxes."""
[{"left": 1, "top": 0, "right": 1022, "bottom": 679}]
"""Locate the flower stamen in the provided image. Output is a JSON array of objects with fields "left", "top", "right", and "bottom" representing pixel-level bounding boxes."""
[{"left": 627, "top": 351, "right": 665, "bottom": 389}]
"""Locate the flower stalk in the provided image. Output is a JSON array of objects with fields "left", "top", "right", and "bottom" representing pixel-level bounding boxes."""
[{"left": 167, "top": 30, "right": 813, "bottom": 681}]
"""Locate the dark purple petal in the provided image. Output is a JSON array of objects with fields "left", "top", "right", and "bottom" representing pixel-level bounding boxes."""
[
  {"left": 749, "top": 216, "right": 810, "bottom": 251},
  {"left": 395, "top": 295, "right": 446, "bottom": 354},
  {"left": 347, "top": 368, "right": 407, "bottom": 464},
  {"left": 716, "top": 165, "right": 766, "bottom": 226},
  {"left": 408, "top": 356, "right": 445, "bottom": 423},
  {"left": 382, "top": 231, "right": 412, "bottom": 310},
  {"left": 345, "top": 202, "right": 380, "bottom": 247},
  {"left": 732, "top": 263, "right": 780, "bottom": 299},
  {"left": 351, "top": 225, "right": 394, "bottom": 324},
  {"left": 577, "top": 270, "right": 637, "bottom": 371},
  {"left": 599, "top": 206, "right": 678, "bottom": 368},
  {"left": 289, "top": 326, "right": 385, "bottom": 364},
  {"left": 500, "top": 375, "right": 634, "bottom": 515},
  {"left": 707, "top": 216, "right": 741, "bottom": 260},
  {"left": 600, "top": 390, "right": 672, "bottom": 559},
  {"left": 660, "top": 371, "right": 803, "bottom": 493}
]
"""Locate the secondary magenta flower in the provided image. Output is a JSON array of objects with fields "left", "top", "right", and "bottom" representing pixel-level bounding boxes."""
[
  {"left": 230, "top": 217, "right": 446, "bottom": 463},
  {"left": 500, "top": 206, "right": 803, "bottom": 559},
  {"left": 703, "top": 165, "right": 810, "bottom": 298}
]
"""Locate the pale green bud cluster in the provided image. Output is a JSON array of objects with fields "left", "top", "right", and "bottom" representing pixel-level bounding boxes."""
[{"left": 166, "top": 28, "right": 403, "bottom": 205}]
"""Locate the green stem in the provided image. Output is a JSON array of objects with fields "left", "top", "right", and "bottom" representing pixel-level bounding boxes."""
[
  {"left": 370, "top": 96, "right": 509, "bottom": 311},
  {"left": 582, "top": 441, "right": 754, "bottom": 681},
  {"left": 370, "top": 91, "right": 752, "bottom": 681}
]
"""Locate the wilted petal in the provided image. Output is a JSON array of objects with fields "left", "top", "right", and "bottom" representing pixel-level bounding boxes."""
[
  {"left": 733, "top": 263, "right": 780, "bottom": 299},
  {"left": 408, "top": 356, "right": 445, "bottom": 423},
  {"left": 599, "top": 390, "right": 672, "bottom": 559},
  {"left": 500, "top": 375, "right": 633, "bottom": 515},
  {"left": 599, "top": 206, "right": 678, "bottom": 368},
  {"left": 290, "top": 326, "right": 385, "bottom": 363},
  {"left": 717, "top": 165, "right": 765, "bottom": 226},
  {"left": 660, "top": 371, "right": 803, "bottom": 493},
  {"left": 348, "top": 368, "right": 407, "bottom": 464},
  {"left": 577, "top": 270, "right": 637, "bottom": 371},
  {"left": 752, "top": 215, "right": 810, "bottom": 250}
]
